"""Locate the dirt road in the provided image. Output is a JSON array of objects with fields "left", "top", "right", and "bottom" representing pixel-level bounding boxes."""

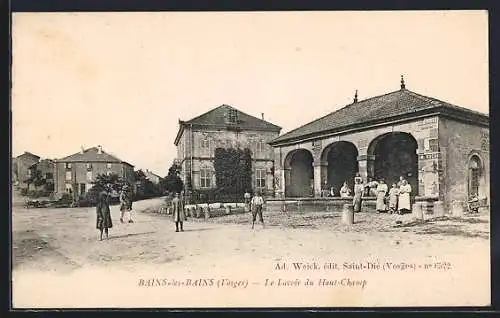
[{"left": 12, "top": 197, "right": 491, "bottom": 308}]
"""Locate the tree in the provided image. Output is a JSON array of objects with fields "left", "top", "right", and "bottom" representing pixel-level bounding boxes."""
[
  {"left": 25, "top": 169, "right": 45, "bottom": 191},
  {"left": 213, "top": 147, "right": 252, "bottom": 196},
  {"left": 162, "top": 163, "right": 184, "bottom": 194},
  {"left": 91, "top": 172, "right": 126, "bottom": 193}
]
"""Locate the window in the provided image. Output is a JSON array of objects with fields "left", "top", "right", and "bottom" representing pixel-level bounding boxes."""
[
  {"left": 106, "top": 171, "right": 112, "bottom": 176},
  {"left": 256, "top": 169, "right": 266, "bottom": 188},
  {"left": 80, "top": 183, "right": 86, "bottom": 195},
  {"left": 86, "top": 171, "right": 93, "bottom": 181},
  {"left": 201, "top": 138, "right": 211, "bottom": 156},
  {"left": 65, "top": 171, "right": 72, "bottom": 181},
  {"left": 65, "top": 163, "right": 72, "bottom": 169},
  {"left": 468, "top": 156, "right": 481, "bottom": 197},
  {"left": 255, "top": 140, "right": 265, "bottom": 157},
  {"left": 107, "top": 163, "right": 112, "bottom": 169},
  {"left": 45, "top": 172, "right": 53, "bottom": 180},
  {"left": 200, "top": 168, "right": 212, "bottom": 188},
  {"left": 86, "top": 163, "right": 92, "bottom": 169},
  {"left": 65, "top": 183, "right": 73, "bottom": 194}
]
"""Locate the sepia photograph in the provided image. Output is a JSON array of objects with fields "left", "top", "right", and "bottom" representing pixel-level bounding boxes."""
[{"left": 11, "top": 10, "right": 490, "bottom": 308}]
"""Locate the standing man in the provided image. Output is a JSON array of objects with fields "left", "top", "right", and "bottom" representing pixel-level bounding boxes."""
[
  {"left": 172, "top": 192, "right": 185, "bottom": 232},
  {"left": 251, "top": 190, "right": 265, "bottom": 229}
]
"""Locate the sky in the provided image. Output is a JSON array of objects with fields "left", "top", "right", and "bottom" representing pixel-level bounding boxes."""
[{"left": 12, "top": 11, "right": 489, "bottom": 177}]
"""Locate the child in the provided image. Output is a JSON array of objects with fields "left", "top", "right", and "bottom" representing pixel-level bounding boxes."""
[{"left": 388, "top": 183, "right": 399, "bottom": 214}]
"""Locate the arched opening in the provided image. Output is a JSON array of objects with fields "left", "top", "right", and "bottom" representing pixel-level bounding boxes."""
[
  {"left": 321, "top": 141, "right": 359, "bottom": 193},
  {"left": 368, "top": 132, "right": 419, "bottom": 196},
  {"left": 468, "top": 155, "right": 482, "bottom": 198},
  {"left": 284, "top": 149, "right": 314, "bottom": 197}
]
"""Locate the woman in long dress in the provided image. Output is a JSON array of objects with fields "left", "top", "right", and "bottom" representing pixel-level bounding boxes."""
[
  {"left": 353, "top": 176, "right": 364, "bottom": 213},
  {"left": 96, "top": 191, "right": 112, "bottom": 241},
  {"left": 398, "top": 179, "right": 412, "bottom": 214},
  {"left": 388, "top": 183, "right": 399, "bottom": 214},
  {"left": 375, "top": 178, "right": 388, "bottom": 213}
]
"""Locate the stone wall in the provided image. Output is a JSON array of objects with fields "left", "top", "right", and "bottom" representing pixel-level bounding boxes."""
[
  {"left": 439, "top": 117, "right": 489, "bottom": 211},
  {"left": 178, "top": 126, "right": 279, "bottom": 194},
  {"left": 273, "top": 116, "right": 441, "bottom": 199}
]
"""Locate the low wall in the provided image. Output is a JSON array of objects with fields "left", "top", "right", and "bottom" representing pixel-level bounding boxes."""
[{"left": 266, "top": 196, "right": 443, "bottom": 214}]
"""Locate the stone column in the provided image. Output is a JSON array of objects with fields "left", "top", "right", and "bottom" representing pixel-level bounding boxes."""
[
  {"left": 356, "top": 155, "right": 375, "bottom": 182},
  {"left": 283, "top": 168, "right": 291, "bottom": 198},
  {"left": 313, "top": 160, "right": 327, "bottom": 198}
]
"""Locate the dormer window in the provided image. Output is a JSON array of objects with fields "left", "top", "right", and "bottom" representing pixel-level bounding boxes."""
[{"left": 226, "top": 108, "right": 238, "bottom": 124}]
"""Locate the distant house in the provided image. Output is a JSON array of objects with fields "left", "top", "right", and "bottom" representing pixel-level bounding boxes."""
[
  {"left": 54, "top": 145, "right": 135, "bottom": 199},
  {"left": 174, "top": 104, "right": 282, "bottom": 195},
  {"left": 28, "top": 159, "right": 55, "bottom": 189},
  {"left": 13, "top": 152, "right": 41, "bottom": 188},
  {"left": 143, "top": 169, "right": 162, "bottom": 185}
]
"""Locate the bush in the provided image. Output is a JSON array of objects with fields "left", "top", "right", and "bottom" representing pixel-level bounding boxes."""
[
  {"left": 20, "top": 188, "right": 28, "bottom": 196},
  {"left": 60, "top": 192, "right": 73, "bottom": 203}
]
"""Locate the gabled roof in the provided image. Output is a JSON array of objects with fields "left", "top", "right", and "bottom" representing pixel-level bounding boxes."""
[
  {"left": 174, "top": 104, "right": 282, "bottom": 145},
  {"left": 16, "top": 152, "right": 40, "bottom": 160},
  {"left": 270, "top": 88, "right": 489, "bottom": 145},
  {"left": 56, "top": 147, "right": 134, "bottom": 166}
]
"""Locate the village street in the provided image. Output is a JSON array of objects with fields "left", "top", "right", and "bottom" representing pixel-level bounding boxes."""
[{"left": 12, "top": 195, "right": 491, "bottom": 308}]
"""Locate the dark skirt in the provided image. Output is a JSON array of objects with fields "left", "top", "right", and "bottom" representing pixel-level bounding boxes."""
[{"left": 96, "top": 204, "right": 113, "bottom": 230}]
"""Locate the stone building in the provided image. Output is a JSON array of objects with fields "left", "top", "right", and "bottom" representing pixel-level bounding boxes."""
[
  {"left": 28, "top": 159, "right": 55, "bottom": 188},
  {"left": 174, "top": 104, "right": 282, "bottom": 195},
  {"left": 12, "top": 152, "right": 41, "bottom": 188},
  {"left": 269, "top": 78, "right": 489, "bottom": 212},
  {"left": 54, "top": 145, "right": 135, "bottom": 199}
]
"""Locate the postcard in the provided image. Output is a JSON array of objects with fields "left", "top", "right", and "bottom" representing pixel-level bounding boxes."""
[{"left": 11, "top": 10, "right": 490, "bottom": 308}]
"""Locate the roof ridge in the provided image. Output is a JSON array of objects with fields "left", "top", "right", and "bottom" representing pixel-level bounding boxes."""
[
  {"left": 406, "top": 90, "right": 489, "bottom": 117},
  {"left": 278, "top": 89, "right": 403, "bottom": 138},
  {"left": 184, "top": 104, "right": 226, "bottom": 124}
]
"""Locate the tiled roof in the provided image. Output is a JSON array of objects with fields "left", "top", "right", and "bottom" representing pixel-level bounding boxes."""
[
  {"left": 57, "top": 147, "right": 132, "bottom": 165},
  {"left": 183, "top": 104, "right": 281, "bottom": 131},
  {"left": 270, "top": 88, "right": 488, "bottom": 144},
  {"left": 17, "top": 152, "right": 40, "bottom": 159}
]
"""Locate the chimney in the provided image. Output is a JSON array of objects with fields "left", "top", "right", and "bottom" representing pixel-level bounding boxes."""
[
  {"left": 261, "top": 113, "right": 264, "bottom": 120},
  {"left": 97, "top": 145, "right": 103, "bottom": 154},
  {"left": 80, "top": 145, "right": 85, "bottom": 154}
]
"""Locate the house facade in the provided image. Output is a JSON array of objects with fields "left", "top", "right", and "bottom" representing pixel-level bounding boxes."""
[
  {"left": 13, "top": 152, "right": 41, "bottom": 188},
  {"left": 54, "top": 145, "right": 135, "bottom": 199},
  {"left": 174, "top": 104, "right": 282, "bottom": 196},
  {"left": 269, "top": 79, "right": 489, "bottom": 212},
  {"left": 28, "top": 159, "right": 55, "bottom": 189},
  {"left": 143, "top": 169, "right": 162, "bottom": 185}
]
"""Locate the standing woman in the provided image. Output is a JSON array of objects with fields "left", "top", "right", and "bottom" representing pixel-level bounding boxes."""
[
  {"left": 353, "top": 175, "right": 364, "bottom": 213},
  {"left": 398, "top": 179, "right": 412, "bottom": 214},
  {"left": 96, "top": 191, "right": 112, "bottom": 241},
  {"left": 375, "top": 178, "right": 388, "bottom": 213},
  {"left": 172, "top": 192, "right": 185, "bottom": 232}
]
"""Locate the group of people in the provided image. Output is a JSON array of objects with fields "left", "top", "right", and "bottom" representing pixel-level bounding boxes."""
[
  {"left": 350, "top": 174, "right": 412, "bottom": 214},
  {"left": 95, "top": 184, "right": 134, "bottom": 241}
]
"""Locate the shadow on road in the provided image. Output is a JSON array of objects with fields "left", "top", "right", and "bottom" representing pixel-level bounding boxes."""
[
  {"left": 180, "top": 227, "right": 217, "bottom": 233},
  {"left": 107, "top": 231, "right": 157, "bottom": 240}
]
